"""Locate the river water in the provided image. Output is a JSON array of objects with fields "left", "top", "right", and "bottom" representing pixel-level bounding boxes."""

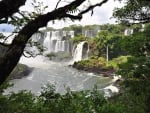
[{"left": 6, "top": 56, "right": 113, "bottom": 95}]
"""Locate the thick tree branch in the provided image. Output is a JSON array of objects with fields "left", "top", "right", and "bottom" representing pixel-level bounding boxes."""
[{"left": 0, "top": 0, "right": 26, "bottom": 19}]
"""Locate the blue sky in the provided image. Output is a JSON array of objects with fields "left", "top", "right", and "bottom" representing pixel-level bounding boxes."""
[{"left": 0, "top": 24, "right": 14, "bottom": 32}]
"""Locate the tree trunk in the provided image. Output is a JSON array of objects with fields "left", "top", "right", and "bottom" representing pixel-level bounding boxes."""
[{"left": 0, "top": 44, "right": 25, "bottom": 85}]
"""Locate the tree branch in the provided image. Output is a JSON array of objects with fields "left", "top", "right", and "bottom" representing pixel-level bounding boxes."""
[
  {"left": 11, "top": 0, "right": 87, "bottom": 46},
  {"left": 65, "top": 13, "right": 82, "bottom": 20},
  {"left": 79, "top": 0, "right": 108, "bottom": 15},
  {"left": 55, "top": 0, "right": 62, "bottom": 9}
]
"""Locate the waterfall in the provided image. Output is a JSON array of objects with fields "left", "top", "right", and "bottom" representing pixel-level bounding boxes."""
[
  {"left": 124, "top": 29, "right": 133, "bottom": 36},
  {"left": 43, "top": 30, "right": 74, "bottom": 54},
  {"left": 73, "top": 41, "right": 89, "bottom": 62},
  {"left": 82, "top": 28, "right": 100, "bottom": 38},
  {"left": 43, "top": 32, "right": 51, "bottom": 53}
]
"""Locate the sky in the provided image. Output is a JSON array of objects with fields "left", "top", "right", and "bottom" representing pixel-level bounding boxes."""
[{"left": 0, "top": 0, "right": 124, "bottom": 31}]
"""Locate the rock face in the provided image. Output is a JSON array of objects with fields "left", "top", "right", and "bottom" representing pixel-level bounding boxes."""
[{"left": 9, "top": 64, "right": 33, "bottom": 79}]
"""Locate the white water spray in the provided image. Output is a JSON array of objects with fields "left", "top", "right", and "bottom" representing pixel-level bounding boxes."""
[{"left": 73, "top": 41, "right": 89, "bottom": 62}]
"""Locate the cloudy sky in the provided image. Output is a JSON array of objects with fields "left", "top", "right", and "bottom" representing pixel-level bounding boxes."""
[{"left": 0, "top": 0, "right": 124, "bottom": 31}]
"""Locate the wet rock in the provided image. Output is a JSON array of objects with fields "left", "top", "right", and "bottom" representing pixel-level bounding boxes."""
[{"left": 9, "top": 64, "right": 33, "bottom": 79}]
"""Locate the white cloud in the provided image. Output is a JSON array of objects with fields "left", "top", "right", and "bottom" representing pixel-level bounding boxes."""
[
  {"left": 11, "top": 0, "right": 124, "bottom": 29},
  {"left": 46, "top": 0, "right": 124, "bottom": 28}
]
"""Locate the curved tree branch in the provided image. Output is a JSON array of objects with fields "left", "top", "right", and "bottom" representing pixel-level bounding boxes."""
[
  {"left": 79, "top": 0, "right": 108, "bottom": 15},
  {"left": 55, "top": 0, "right": 62, "bottom": 9}
]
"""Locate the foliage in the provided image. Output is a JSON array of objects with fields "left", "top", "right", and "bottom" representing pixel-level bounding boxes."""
[
  {"left": 120, "top": 24, "right": 150, "bottom": 57},
  {"left": 100, "top": 24, "right": 125, "bottom": 34},
  {"left": 115, "top": 21, "right": 150, "bottom": 113},
  {"left": 115, "top": 56, "right": 150, "bottom": 113},
  {"left": 113, "top": 0, "right": 150, "bottom": 24},
  {"left": 90, "top": 30, "right": 124, "bottom": 59},
  {"left": 0, "top": 84, "right": 126, "bottom": 113},
  {"left": 108, "top": 56, "right": 130, "bottom": 69},
  {"left": 71, "top": 35, "right": 87, "bottom": 44},
  {"left": 72, "top": 56, "right": 115, "bottom": 76},
  {"left": 91, "top": 30, "right": 111, "bottom": 56},
  {"left": 0, "top": 91, "right": 36, "bottom": 113},
  {"left": 0, "top": 81, "right": 150, "bottom": 113},
  {"left": 74, "top": 56, "right": 107, "bottom": 69},
  {"left": 118, "top": 56, "right": 150, "bottom": 79},
  {"left": 107, "top": 35, "right": 126, "bottom": 59}
]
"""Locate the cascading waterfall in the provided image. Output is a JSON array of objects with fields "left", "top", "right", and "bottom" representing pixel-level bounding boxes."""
[
  {"left": 43, "top": 31, "right": 74, "bottom": 54},
  {"left": 43, "top": 32, "right": 51, "bottom": 52},
  {"left": 124, "top": 29, "right": 133, "bottom": 36},
  {"left": 73, "top": 41, "right": 89, "bottom": 62}
]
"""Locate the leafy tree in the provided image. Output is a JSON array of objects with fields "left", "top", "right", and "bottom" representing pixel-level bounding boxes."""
[
  {"left": 120, "top": 24, "right": 150, "bottom": 57},
  {"left": 116, "top": 22, "right": 150, "bottom": 113},
  {"left": 71, "top": 35, "right": 87, "bottom": 44},
  {"left": 93, "top": 30, "right": 111, "bottom": 57},
  {"left": 108, "top": 35, "right": 126, "bottom": 59},
  {"left": 92, "top": 30, "right": 124, "bottom": 61},
  {"left": 100, "top": 24, "right": 125, "bottom": 34},
  {"left": 113, "top": 0, "right": 150, "bottom": 24},
  {"left": 0, "top": 84, "right": 126, "bottom": 113}
]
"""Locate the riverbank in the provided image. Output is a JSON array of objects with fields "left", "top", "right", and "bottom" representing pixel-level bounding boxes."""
[
  {"left": 72, "top": 62, "right": 115, "bottom": 77},
  {"left": 71, "top": 56, "right": 130, "bottom": 77},
  {"left": 71, "top": 57, "right": 123, "bottom": 96},
  {"left": 72, "top": 61, "right": 122, "bottom": 98}
]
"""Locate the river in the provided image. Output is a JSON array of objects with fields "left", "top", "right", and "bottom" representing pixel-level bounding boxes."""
[{"left": 6, "top": 56, "right": 114, "bottom": 96}]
